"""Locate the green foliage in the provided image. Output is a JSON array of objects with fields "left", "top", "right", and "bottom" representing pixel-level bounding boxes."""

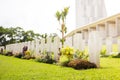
[
  {"left": 0, "top": 26, "right": 41, "bottom": 46},
  {"left": 35, "top": 51, "right": 55, "bottom": 64},
  {"left": 68, "top": 59, "right": 97, "bottom": 70},
  {"left": 41, "top": 33, "right": 48, "bottom": 43},
  {"left": 60, "top": 38, "right": 65, "bottom": 46},
  {"left": 100, "top": 45, "right": 107, "bottom": 56},
  {"left": 60, "top": 60, "right": 70, "bottom": 67},
  {"left": 49, "top": 33, "right": 57, "bottom": 43},
  {"left": 22, "top": 55, "right": 31, "bottom": 60},
  {"left": 74, "top": 50, "right": 88, "bottom": 60},
  {"left": 61, "top": 46, "right": 74, "bottom": 61},
  {"left": 25, "top": 50, "right": 31, "bottom": 55},
  {"left": 3, "top": 51, "right": 13, "bottom": 56},
  {"left": 55, "top": 11, "right": 61, "bottom": 22},
  {"left": 1, "top": 55, "right": 120, "bottom": 80},
  {"left": 14, "top": 53, "right": 23, "bottom": 58}
]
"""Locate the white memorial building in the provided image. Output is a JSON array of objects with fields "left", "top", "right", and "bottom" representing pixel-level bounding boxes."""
[{"left": 76, "top": 0, "right": 107, "bottom": 27}]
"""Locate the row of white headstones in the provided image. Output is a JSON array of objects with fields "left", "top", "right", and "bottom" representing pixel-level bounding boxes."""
[
  {"left": 0, "top": 36, "right": 60, "bottom": 60},
  {"left": 65, "top": 31, "right": 120, "bottom": 67},
  {"left": 0, "top": 31, "right": 119, "bottom": 67}
]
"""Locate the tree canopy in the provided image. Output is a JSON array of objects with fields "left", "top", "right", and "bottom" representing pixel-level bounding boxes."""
[{"left": 0, "top": 26, "right": 41, "bottom": 46}]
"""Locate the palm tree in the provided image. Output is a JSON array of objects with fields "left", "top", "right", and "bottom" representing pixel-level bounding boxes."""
[{"left": 55, "top": 7, "right": 69, "bottom": 48}]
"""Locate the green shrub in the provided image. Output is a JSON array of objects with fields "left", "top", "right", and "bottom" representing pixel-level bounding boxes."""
[
  {"left": 100, "top": 46, "right": 106, "bottom": 56},
  {"left": 68, "top": 59, "right": 97, "bottom": 70},
  {"left": 74, "top": 50, "right": 88, "bottom": 60},
  {"left": 14, "top": 53, "right": 23, "bottom": 58},
  {"left": 25, "top": 50, "right": 31, "bottom": 55},
  {"left": 4, "top": 51, "right": 13, "bottom": 56},
  {"left": 35, "top": 52, "right": 55, "bottom": 64},
  {"left": 60, "top": 60, "right": 70, "bottom": 67},
  {"left": 22, "top": 55, "right": 31, "bottom": 60},
  {"left": 61, "top": 46, "right": 74, "bottom": 61}
]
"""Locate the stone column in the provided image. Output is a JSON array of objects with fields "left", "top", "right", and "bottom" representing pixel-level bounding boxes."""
[
  {"left": 105, "top": 22, "right": 109, "bottom": 37},
  {"left": 96, "top": 24, "right": 106, "bottom": 39},
  {"left": 82, "top": 29, "right": 89, "bottom": 45},
  {"left": 116, "top": 18, "right": 120, "bottom": 36}
]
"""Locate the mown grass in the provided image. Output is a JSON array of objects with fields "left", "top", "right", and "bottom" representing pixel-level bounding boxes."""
[{"left": 0, "top": 55, "right": 120, "bottom": 80}]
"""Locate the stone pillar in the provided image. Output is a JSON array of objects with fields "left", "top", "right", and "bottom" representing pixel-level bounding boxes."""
[
  {"left": 116, "top": 18, "right": 120, "bottom": 36},
  {"left": 105, "top": 21, "right": 116, "bottom": 37},
  {"left": 82, "top": 29, "right": 89, "bottom": 44},
  {"left": 97, "top": 24, "right": 106, "bottom": 39},
  {"left": 88, "top": 31, "right": 102, "bottom": 67},
  {"left": 105, "top": 22, "right": 109, "bottom": 37}
]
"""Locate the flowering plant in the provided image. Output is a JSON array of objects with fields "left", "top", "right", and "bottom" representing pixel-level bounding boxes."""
[
  {"left": 25, "top": 50, "right": 31, "bottom": 55},
  {"left": 61, "top": 46, "right": 74, "bottom": 61}
]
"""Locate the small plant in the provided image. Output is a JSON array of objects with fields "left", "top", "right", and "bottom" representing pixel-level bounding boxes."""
[
  {"left": 22, "top": 55, "right": 31, "bottom": 60},
  {"left": 100, "top": 46, "right": 107, "bottom": 56},
  {"left": 59, "top": 60, "right": 70, "bottom": 67},
  {"left": 74, "top": 50, "right": 88, "bottom": 60},
  {"left": 68, "top": 59, "right": 97, "bottom": 70},
  {"left": 14, "top": 53, "right": 22, "bottom": 58},
  {"left": 22, "top": 50, "right": 31, "bottom": 60},
  {"left": 61, "top": 46, "right": 74, "bottom": 61},
  {"left": 3, "top": 51, "right": 13, "bottom": 56},
  {"left": 35, "top": 51, "right": 55, "bottom": 64},
  {"left": 6, "top": 51, "right": 13, "bottom": 56},
  {"left": 25, "top": 50, "right": 31, "bottom": 55}
]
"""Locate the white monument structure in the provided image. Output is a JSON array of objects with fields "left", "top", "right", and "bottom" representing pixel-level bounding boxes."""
[{"left": 76, "top": 0, "right": 107, "bottom": 27}]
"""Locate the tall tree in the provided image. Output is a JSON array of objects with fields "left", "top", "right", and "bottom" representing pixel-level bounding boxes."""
[
  {"left": 55, "top": 7, "right": 69, "bottom": 48},
  {"left": 0, "top": 26, "right": 8, "bottom": 46}
]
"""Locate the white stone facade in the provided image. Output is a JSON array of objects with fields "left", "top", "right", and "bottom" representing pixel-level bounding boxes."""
[{"left": 76, "top": 0, "right": 107, "bottom": 27}]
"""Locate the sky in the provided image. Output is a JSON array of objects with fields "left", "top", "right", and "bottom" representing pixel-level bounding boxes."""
[{"left": 0, "top": 0, "right": 120, "bottom": 36}]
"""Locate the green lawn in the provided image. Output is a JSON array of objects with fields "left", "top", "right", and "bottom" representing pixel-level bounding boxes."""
[{"left": 0, "top": 55, "right": 120, "bottom": 80}]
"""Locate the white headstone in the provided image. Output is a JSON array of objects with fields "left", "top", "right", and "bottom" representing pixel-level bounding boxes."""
[
  {"left": 106, "top": 37, "right": 112, "bottom": 55},
  {"left": 52, "top": 36, "right": 60, "bottom": 60},
  {"left": 73, "top": 33, "right": 83, "bottom": 50},
  {"left": 88, "top": 31, "right": 102, "bottom": 67},
  {"left": 65, "top": 36, "right": 73, "bottom": 47},
  {"left": 118, "top": 38, "right": 120, "bottom": 52}
]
